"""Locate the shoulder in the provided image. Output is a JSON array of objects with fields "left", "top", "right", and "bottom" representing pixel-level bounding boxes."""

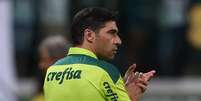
[
  {"left": 53, "top": 55, "right": 120, "bottom": 83},
  {"left": 53, "top": 55, "right": 98, "bottom": 66}
]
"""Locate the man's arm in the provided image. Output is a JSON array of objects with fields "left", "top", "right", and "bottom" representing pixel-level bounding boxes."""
[{"left": 100, "top": 72, "right": 132, "bottom": 101}]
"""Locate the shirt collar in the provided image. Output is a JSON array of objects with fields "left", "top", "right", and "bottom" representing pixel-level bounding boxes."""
[{"left": 67, "top": 47, "right": 98, "bottom": 59}]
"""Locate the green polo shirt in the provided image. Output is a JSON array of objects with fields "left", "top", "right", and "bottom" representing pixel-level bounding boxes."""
[{"left": 44, "top": 47, "right": 131, "bottom": 101}]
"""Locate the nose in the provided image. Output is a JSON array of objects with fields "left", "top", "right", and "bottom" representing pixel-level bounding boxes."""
[{"left": 114, "top": 35, "right": 122, "bottom": 45}]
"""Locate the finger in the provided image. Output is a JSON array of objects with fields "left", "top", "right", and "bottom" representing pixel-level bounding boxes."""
[
  {"left": 136, "top": 78, "right": 149, "bottom": 93},
  {"left": 128, "top": 71, "right": 144, "bottom": 84},
  {"left": 134, "top": 72, "right": 143, "bottom": 80},
  {"left": 124, "top": 64, "right": 136, "bottom": 81},
  {"left": 143, "top": 70, "right": 156, "bottom": 81},
  {"left": 127, "top": 64, "right": 136, "bottom": 75},
  {"left": 137, "top": 78, "right": 149, "bottom": 86},
  {"left": 134, "top": 72, "right": 139, "bottom": 79},
  {"left": 127, "top": 71, "right": 136, "bottom": 84},
  {"left": 137, "top": 83, "right": 147, "bottom": 93}
]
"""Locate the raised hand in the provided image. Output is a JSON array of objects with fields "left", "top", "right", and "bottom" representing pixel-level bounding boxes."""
[{"left": 124, "top": 64, "right": 156, "bottom": 101}]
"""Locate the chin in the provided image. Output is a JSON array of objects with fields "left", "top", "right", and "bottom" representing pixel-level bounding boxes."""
[
  {"left": 107, "top": 55, "right": 115, "bottom": 60},
  {"left": 100, "top": 55, "right": 114, "bottom": 60}
]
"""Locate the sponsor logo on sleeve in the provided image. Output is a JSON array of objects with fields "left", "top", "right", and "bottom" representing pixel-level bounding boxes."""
[{"left": 103, "top": 82, "right": 118, "bottom": 101}]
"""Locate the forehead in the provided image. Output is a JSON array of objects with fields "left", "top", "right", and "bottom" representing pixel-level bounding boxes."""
[{"left": 102, "top": 21, "right": 118, "bottom": 31}]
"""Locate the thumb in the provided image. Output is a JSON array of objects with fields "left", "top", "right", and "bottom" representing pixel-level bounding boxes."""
[{"left": 124, "top": 64, "right": 136, "bottom": 81}]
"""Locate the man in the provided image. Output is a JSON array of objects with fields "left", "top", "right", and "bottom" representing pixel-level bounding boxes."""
[
  {"left": 44, "top": 7, "right": 155, "bottom": 101},
  {"left": 33, "top": 35, "right": 70, "bottom": 101}
]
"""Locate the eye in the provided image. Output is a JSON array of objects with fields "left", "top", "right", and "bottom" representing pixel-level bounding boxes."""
[{"left": 107, "top": 29, "right": 118, "bottom": 36}]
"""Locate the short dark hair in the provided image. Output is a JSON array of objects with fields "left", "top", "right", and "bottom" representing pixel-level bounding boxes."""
[{"left": 70, "top": 7, "right": 117, "bottom": 45}]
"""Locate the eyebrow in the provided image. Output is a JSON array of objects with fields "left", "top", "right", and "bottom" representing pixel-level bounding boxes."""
[{"left": 107, "top": 29, "right": 118, "bottom": 34}]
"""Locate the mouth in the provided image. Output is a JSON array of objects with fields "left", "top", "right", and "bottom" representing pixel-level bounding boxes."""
[
  {"left": 112, "top": 48, "right": 118, "bottom": 54},
  {"left": 113, "top": 51, "right": 117, "bottom": 54}
]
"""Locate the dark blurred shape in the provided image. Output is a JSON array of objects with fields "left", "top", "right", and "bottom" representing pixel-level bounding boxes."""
[{"left": 118, "top": 0, "right": 159, "bottom": 74}]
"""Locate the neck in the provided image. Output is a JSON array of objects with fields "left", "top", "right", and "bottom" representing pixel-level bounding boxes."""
[{"left": 75, "top": 43, "right": 96, "bottom": 55}]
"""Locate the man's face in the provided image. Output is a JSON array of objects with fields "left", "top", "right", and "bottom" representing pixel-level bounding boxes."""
[{"left": 94, "top": 21, "right": 122, "bottom": 60}]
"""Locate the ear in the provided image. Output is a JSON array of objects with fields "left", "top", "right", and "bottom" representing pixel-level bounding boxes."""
[{"left": 84, "top": 28, "right": 96, "bottom": 43}]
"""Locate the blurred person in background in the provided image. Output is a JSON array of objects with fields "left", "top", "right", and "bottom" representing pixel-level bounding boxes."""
[
  {"left": 43, "top": 7, "right": 155, "bottom": 101},
  {"left": 185, "top": 3, "right": 201, "bottom": 75},
  {"left": 0, "top": 1, "right": 18, "bottom": 101},
  {"left": 32, "top": 35, "right": 71, "bottom": 101}
]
